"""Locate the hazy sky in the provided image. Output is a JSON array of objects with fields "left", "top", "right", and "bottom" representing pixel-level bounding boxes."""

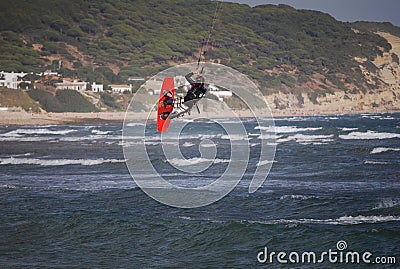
[{"left": 224, "top": 0, "right": 400, "bottom": 26}]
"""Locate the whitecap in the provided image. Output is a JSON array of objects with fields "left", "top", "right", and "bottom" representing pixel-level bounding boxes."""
[
  {"left": 278, "top": 134, "right": 334, "bottom": 145},
  {"left": 339, "top": 127, "right": 358, "bottom": 131},
  {"left": 362, "top": 115, "right": 395, "bottom": 120},
  {"left": 200, "top": 143, "right": 216, "bottom": 148},
  {"left": 91, "top": 129, "right": 112, "bottom": 135},
  {"left": 251, "top": 215, "right": 400, "bottom": 225},
  {"left": 256, "top": 159, "right": 275, "bottom": 167},
  {"left": 370, "top": 147, "right": 400, "bottom": 154},
  {"left": 0, "top": 136, "right": 56, "bottom": 142},
  {"left": 182, "top": 142, "right": 195, "bottom": 147},
  {"left": 168, "top": 157, "right": 230, "bottom": 166},
  {"left": 279, "top": 194, "right": 317, "bottom": 200},
  {"left": 364, "top": 160, "right": 390, "bottom": 165},
  {"left": 2, "top": 128, "right": 77, "bottom": 136},
  {"left": 125, "top": 122, "right": 146, "bottom": 127},
  {"left": 220, "top": 134, "right": 250, "bottom": 140},
  {"left": 339, "top": 131, "right": 400, "bottom": 140},
  {"left": 7, "top": 153, "right": 33, "bottom": 157},
  {"left": 0, "top": 157, "right": 125, "bottom": 166},
  {"left": 255, "top": 126, "right": 322, "bottom": 133}
]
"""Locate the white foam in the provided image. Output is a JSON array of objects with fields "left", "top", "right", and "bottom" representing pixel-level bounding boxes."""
[
  {"left": 364, "top": 160, "right": 390, "bottom": 165},
  {"left": 7, "top": 153, "right": 33, "bottom": 157},
  {"left": 339, "top": 127, "right": 358, "bottom": 131},
  {"left": 220, "top": 134, "right": 250, "bottom": 140},
  {"left": 175, "top": 118, "right": 194, "bottom": 123},
  {"left": 168, "top": 157, "right": 230, "bottom": 166},
  {"left": 186, "top": 215, "right": 400, "bottom": 226},
  {"left": 125, "top": 122, "right": 145, "bottom": 127},
  {"left": 0, "top": 132, "right": 123, "bottom": 142},
  {"left": 61, "top": 134, "right": 123, "bottom": 142},
  {"left": 370, "top": 147, "right": 400, "bottom": 154},
  {"left": 332, "top": 215, "right": 400, "bottom": 225},
  {"left": 255, "top": 126, "right": 322, "bottom": 133},
  {"left": 2, "top": 128, "right": 77, "bottom": 136},
  {"left": 254, "top": 215, "right": 400, "bottom": 225},
  {"left": 200, "top": 143, "right": 216, "bottom": 148},
  {"left": 340, "top": 131, "right": 400, "bottom": 140},
  {"left": 256, "top": 159, "right": 275, "bottom": 167},
  {"left": 278, "top": 134, "right": 334, "bottom": 145},
  {"left": 91, "top": 129, "right": 112, "bottom": 135},
  {"left": 0, "top": 157, "right": 125, "bottom": 166},
  {"left": 279, "top": 194, "right": 317, "bottom": 200},
  {"left": 182, "top": 142, "right": 195, "bottom": 147},
  {"left": 0, "top": 136, "right": 56, "bottom": 142},
  {"left": 362, "top": 115, "right": 395, "bottom": 120}
]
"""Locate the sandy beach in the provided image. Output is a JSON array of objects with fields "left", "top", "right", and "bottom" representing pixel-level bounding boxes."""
[
  {"left": 0, "top": 111, "right": 130, "bottom": 126},
  {"left": 0, "top": 107, "right": 398, "bottom": 126}
]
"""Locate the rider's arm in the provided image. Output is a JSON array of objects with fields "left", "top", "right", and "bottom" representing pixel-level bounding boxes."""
[{"left": 185, "top": 72, "right": 195, "bottom": 84}]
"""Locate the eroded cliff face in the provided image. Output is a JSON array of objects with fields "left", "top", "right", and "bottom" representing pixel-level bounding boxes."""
[
  {"left": 268, "top": 31, "right": 400, "bottom": 115},
  {"left": 373, "top": 32, "right": 400, "bottom": 90}
]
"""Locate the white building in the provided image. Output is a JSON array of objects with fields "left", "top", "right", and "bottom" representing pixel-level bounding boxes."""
[
  {"left": 55, "top": 79, "right": 87, "bottom": 91},
  {"left": 128, "top": 77, "right": 145, "bottom": 82},
  {"left": 91, "top": 82, "right": 104, "bottom": 92},
  {"left": 208, "top": 84, "right": 232, "bottom": 101},
  {"left": 109, "top": 84, "right": 132, "bottom": 93},
  {"left": 0, "top": 71, "right": 28, "bottom": 89},
  {"left": 36, "top": 71, "right": 60, "bottom": 77}
]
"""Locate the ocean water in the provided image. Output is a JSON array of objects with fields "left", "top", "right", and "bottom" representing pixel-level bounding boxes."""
[{"left": 0, "top": 113, "right": 399, "bottom": 268}]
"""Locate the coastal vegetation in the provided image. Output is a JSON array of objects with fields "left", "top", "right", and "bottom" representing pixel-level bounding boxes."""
[
  {"left": 1, "top": 0, "right": 399, "bottom": 109},
  {"left": 27, "top": 89, "right": 97, "bottom": 112},
  {"left": 0, "top": 87, "right": 40, "bottom": 112}
]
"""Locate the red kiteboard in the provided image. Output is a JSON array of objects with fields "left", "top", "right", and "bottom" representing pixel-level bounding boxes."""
[{"left": 157, "top": 77, "right": 175, "bottom": 132}]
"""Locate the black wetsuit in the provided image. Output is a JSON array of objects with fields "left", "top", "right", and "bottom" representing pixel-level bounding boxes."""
[
  {"left": 184, "top": 72, "right": 207, "bottom": 103},
  {"left": 163, "top": 96, "right": 173, "bottom": 107}
]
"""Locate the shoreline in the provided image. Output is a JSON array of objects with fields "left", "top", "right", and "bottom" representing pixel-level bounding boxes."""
[{"left": 0, "top": 109, "right": 398, "bottom": 126}]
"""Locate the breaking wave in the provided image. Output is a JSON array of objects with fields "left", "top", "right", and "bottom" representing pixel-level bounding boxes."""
[
  {"left": 179, "top": 215, "right": 400, "bottom": 226},
  {"left": 256, "top": 159, "right": 275, "bottom": 167},
  {"left": 262, "top": 215, "right": 400, "bottom": 225},
  {"left": 182, "top": 142, "right": 195, "bottom": 147},
  {"left": 339, "top": 131, "right": 400, "bottom": 140},
  {"left": 339, "top": 127, "right": 358, "bottom": 131},
  {"left": 364, "top": 160, "right": 390, "bottom": 165},
  {"left": 0, "top": 157, "right": 125, "bottom": 166},
  {"left": 277, "top": 134, "right": 334, "bottom": 145},
  {"left": 168, "top": 157, "right": 230, "bottom": 166},
  {"left": 370, "top": 147, "right": 400, "bottom": 154},
  {"left": 91, "top": 129, "right": 112, "bottom": 135},
  {"left": 255, "top": 126, "right": 322, "bottom": 133},
  {"left": 279, "top": 194, "right": 318, "bottom": 200},
  {"left": 2, "top": 128, "right": 77, "bottom": 136}
]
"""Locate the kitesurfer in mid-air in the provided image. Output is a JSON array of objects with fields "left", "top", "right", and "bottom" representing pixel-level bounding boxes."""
[
  {"left": 159, "top": 90, "right": 173, "bottom": 120},
  {"left": 184, "top": 71, "right": 207, "bottom": 102},
  {"left": 162, "top": 90, "right": 174, "bottom": 107},
  {"left": 173, "top": 71, "right": 207, "bottom": 115}
]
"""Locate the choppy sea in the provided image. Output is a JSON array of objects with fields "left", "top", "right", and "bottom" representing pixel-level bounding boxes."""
[{"left": 0, "top": 113, "right": 399, "bottom": 268}]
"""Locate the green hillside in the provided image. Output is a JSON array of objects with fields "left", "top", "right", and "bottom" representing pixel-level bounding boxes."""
[
  {"left": 0, "top": 0, "right": 399, "bottom": 95},
  {"left": 27, "top": 89, "right": 97, "bottom": 112},
  {"left": 0, "top": 87, "right": 40, "bottom": 112}
]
